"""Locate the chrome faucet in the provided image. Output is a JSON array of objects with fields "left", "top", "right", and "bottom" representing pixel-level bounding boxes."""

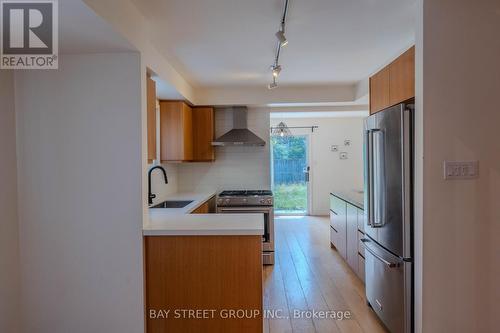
[{"left": 148, "top": 165, "right": 168, "bottom": 205}]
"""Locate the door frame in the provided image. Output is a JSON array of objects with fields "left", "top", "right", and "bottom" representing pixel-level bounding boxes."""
[{"left": 270, "top": 131, "right": 313, "bottom": 216}]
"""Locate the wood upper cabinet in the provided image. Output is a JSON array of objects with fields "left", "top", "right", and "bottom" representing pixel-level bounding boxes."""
[
  {"left": 192, "top": 107, "right": 215, "bottom": 161},
  {"left": 370, "top": 46, "right": 415, "bottom": 114},
  {"left": 147, "top": 75, "right": 157, "bottom": 163},
  {"left": 369, "top": 67, "right": 390, "bottom": 114},
  {"left": 159, "top": 101, "right": 216, "bottom": 162},
  {"left": 389, "top": 46, "right": 415, "bottom": 106},
  {"left": 160, "top": 101, "right": 193, "bottom": 162}
]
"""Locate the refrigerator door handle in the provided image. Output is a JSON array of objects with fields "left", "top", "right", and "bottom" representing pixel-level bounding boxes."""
[
  {"left": 366, "top": 130, "right": 373, "bottom": 227},
  {"left": 367, "top": 129, "right": 382, "bottom": 227},
  {"left": 361, "top": 239, "right": 400, "bottom": 268},
  {"left": 372, "top": 129, "right": 385, "bottom": 228}
]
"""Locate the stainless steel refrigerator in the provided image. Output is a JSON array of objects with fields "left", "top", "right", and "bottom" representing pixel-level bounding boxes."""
[{"left": 362, "top": 103, "right": 413, "bottom": 333}]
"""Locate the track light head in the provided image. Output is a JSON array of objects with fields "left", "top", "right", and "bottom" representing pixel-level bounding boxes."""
[
  {"left": 275, "top": 30, "right": 288, "bottom": 47},
  {"left": 268, "top": 77, "right": 278, "bottom": 90},
  {"left": 271, "top": 64, "right": 282, "bottom": 78}
]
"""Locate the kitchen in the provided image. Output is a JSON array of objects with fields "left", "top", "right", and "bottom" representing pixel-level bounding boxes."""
[
  {"left": 2, "top": 1, "right": 499, "bottom": 333},
  {"left": 143, "top": 36, "right": 414, "bottom": 333}
]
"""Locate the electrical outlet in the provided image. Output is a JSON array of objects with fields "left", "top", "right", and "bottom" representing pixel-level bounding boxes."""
[
  {"left": 444, "top": 161, "right": 479, "bottom": 180},
  {"left": 340, "top": 152, "right": 348, "bottom": 160},
  {"left": 344, "top": 139, "right": 351, "bottom": 146},
  {"left": 331, "top": 145, "right": 338, "bottom": 152}
]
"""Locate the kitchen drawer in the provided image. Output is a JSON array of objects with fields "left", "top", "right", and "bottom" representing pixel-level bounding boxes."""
[
  {"left": 329, "top": 210, "right": 336, "bottom": 228},
  {"left": 330, "top": 195, "right": 346, "bottom": 215},
  {"left": 357, "top": 254, "right": 365, "bottom": 283},
  {"left": 357, "top": 208, "right": 364, "bottom": 232},
  {"left": 330, "top": 226, "right": 338, "bottom": 248},
  {"left": 358, "top": 230, "right": 365, "bottom": 257}
]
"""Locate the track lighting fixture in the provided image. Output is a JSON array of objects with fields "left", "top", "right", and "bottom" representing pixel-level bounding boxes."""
[
  {"left": 275, "top": 30, "right": 288, "bottom": 47},
  {"left": 271, "top": 64, "right": 282, "bottom": 78},
  {"left": 268, "top": 0, "right": 289, "bottom": 89},
  {"left": 268, "top": 77, "right": 278, "bottom": 90}
]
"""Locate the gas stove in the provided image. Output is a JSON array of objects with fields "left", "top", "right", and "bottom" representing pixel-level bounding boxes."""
[
  {"left": 216, "top": 189, "right": 275, "bottom": 264},
  {"left": 217, "top": 190, "right": 273, "bottom": 207}
]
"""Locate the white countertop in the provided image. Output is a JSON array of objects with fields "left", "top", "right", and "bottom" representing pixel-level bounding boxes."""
[{"left": 143, "top": 192, "right": 264, "bottom": 236}]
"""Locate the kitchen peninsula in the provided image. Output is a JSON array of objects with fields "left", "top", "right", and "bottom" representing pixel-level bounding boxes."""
[{"left": 143, "top": 192, "right": 264, "bottom": 333}]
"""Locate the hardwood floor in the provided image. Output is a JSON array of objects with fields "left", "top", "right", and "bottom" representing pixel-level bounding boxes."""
[{"left": 263, "top": 216, "right": 388, "bottom": 333}]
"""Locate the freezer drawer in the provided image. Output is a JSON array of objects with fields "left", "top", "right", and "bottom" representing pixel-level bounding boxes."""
[{"left": 362, "top": 238, "right": 412, "bottom": 333}]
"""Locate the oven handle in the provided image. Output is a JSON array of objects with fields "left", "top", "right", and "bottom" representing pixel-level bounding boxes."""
[{"left": 218, "top": 207, "right": 272, "bottom": 213}]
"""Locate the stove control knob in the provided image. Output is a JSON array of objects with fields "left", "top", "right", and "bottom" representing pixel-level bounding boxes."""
[
  {"left": 266, "top": 199, "right": 272, "bottom": 205},
  {"left": 242, "top": 198, "right": 247, "bottom": 203},
  {"left": 224, "top": 199, "right": 231, "bottom": 204},
  {"left": 217, "top": 198, "right": 223, "bottom": 204},
  {"left": 260, "top": 199, "right": 266, "bottom": 204}
]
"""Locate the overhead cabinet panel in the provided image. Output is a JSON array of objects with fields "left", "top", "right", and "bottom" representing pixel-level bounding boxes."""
[
  {"left": 160, "top": 101, "right": 193, "bottom": 162},
  {"left": 192, "top": 107, "right": 215, "bottom": 161},
  {"left": 369, "top": 67, "right": 390, "bottom": 114},
  {"left": 159, "top": 102, "right": 216, "bottom": 163},
  {"left": 147, "top": 75, "right": 157, "bottom": 163},
  {"left": 369, "top": 46, "right": 415, "bottom": 114},
  {"left": 389, "top": 47, "right": 415, "bottom": 106}
]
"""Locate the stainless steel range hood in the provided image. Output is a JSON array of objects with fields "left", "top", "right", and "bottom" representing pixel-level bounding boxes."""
[{"left": 211, "top": 107, "right": 266, "bottom": 146}]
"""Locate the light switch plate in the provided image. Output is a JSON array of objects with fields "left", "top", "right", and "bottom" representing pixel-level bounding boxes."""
[
  {"left": 340, "top": 152, "right": 348, "bottom": 160},
  {"left": 331, "top": 145, "right": 338, "bottom": 152},
  {"left": 444, "top": 161, "right": 479, "bottom": 180}
]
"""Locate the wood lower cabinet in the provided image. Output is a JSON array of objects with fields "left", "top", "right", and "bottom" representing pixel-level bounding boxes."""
[
  {"left": 160, "top": 101, "right": 193, "bottom": 162},
  {"left": 144, "top": 235, "right": 263, "bottom": 333},
  {"left": 192, "top": 107, "right": 215, "bottom": 161},
  {"left": 191, "top": 196, "right": 216, "bottom": 214},
  {"left": 147, "top": 75, "right": 157, "bottom": 163},
  {"left": 370, "top": 46, "right": 415, "bottom": 114},
  {"left": 192, "top": 202, "right": 209, "bottom": 214}
]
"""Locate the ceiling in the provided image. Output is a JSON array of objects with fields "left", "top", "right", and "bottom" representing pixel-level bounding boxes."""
[
  {"left": 131, "top": 0, "right": 416, "bottom": 88},
  {"left": 271, "top": 111, "right": 369, "bottom": 118},
  {"left": 59, "top": 0, "right": 135, "bottom": 54}
]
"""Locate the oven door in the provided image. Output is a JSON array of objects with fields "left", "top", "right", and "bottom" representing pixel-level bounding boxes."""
[{"left": 216, "top": 206, "right": 274, "bottom": 252}]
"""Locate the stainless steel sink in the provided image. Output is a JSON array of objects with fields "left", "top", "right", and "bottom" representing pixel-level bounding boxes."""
[{"left": 151, "top": 200, "right": 193, "bottom": 209}]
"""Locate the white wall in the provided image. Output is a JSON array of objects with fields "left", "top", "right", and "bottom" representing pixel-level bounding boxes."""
[
  {"left": 177, "top": 107, "right": 270, "bottom": 192},
  {"left": 15, "top": 53, "right": 144, "bottom": 333},
  {"left": 0, "top": 71, "right": 20, "bottom": 333},
  {"left": 418, "top": 1, "right": 500, "bottom": 332},
  {"left": 271, "top": 116, "right": 365, "bottom": 215}
]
